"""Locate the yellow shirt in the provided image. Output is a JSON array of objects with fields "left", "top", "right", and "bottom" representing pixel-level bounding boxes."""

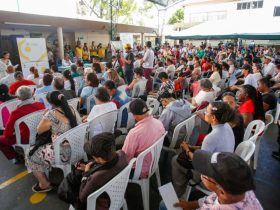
[
  {"left": 98, "top": 47, "right": 105, "bottom": 58},
  {"left": 75, "top": 47, "right": 83, "bottom": 58}
]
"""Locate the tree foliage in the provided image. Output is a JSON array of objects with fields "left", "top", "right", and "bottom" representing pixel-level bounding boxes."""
[
  {"left": 76, "top": 0, "right": 154, "bottom": 25},
  {"left": 168, "top": 8, "right": 184, "bottom": 24}
]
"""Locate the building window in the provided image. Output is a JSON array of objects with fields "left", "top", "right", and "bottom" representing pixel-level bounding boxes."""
[
  {"left": 274, "top": 6, "right": 280, "bottom": 16},
  {"left": 237, "top": 1, "right": 263, "bottom": 10},
  {"left": 258, "top": 1, "right": 263, "bottom": 8}
]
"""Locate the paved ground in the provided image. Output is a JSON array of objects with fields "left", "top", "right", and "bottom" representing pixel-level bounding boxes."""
[{"left": 1, "top": 123, "right": 280, "bottom": 210}]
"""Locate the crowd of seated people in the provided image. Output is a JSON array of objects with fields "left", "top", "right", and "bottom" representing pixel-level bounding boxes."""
[{"left": 2, "top": 40, "right": 280, "bottom": 209}]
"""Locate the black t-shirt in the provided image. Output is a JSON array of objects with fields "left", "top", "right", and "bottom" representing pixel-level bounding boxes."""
[
  {"left": 124, "top": 52, "right": 134, "bottom": 74},
  {"left": 232, "top": 113, "right": 244, "bottom": 149},
  {"left": 262, "top": 91, "right": 277, "bottom": 111}
]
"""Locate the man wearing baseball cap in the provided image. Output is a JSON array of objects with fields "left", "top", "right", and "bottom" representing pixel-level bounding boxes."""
[
  {"left": 122, "top": 98, "right": 165, "bottom": 177},
  {"left": 166, "top": 150, "right": 263, "bottom": 210}
]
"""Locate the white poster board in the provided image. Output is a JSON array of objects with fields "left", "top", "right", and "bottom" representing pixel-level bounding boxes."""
[
  {"left": 17, "top": 38, "right": 49, "bottom": 78},
  {"left": 119, "top": 33, "right": 133, "bottom": 50}
]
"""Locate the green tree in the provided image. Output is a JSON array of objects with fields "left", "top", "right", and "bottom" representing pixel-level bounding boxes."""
[
  {"left": 168, "top": 8, "right": 184, "bottom": 24},
  {"left": 77, "top": 0, "right": 153, "bottom": 25}
]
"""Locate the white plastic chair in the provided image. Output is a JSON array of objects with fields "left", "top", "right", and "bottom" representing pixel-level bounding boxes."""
[
  {"left": 116, "top": 102, "right": 135, "bottom": 133},
  {"left": 183, "top": 140, "right": 256, "bottom": 201},
  {"left": 274, "top": 102, "right": 280, "bottom": 124},
  {"left": 243, "top": 120, "right": 265, "bottom": 142},
  {"left": 235, "top": 140, "right": 255, "bottom": 164},
  {"left": 67, "top": 97, "right": 79, "bottom": 111},
  {"left": 131, "top": 79, "right": 147, "bottom": 97},
  {"left": 83, "top": 159, "right": 135, "bottom": 210},
  {"left": 86, "top": 94, "right": 96, "bottom": 114},
  {"left": 14, "top": 110, "right": 45, "bottom": 152},
  {"left": 74, "top": 76, "right": 83, "bottom": 87},
  {"left": 265, "top": 113, "right": 274, "bottom": 131},
  {"left": 88, "top": 110, "right": 118, "bottom": 139},
  {"left": 0, "top": 99, "right": 20, "bottom": 130},
  {"left": 29, "top": 85, "right": 37, "bottom": 93},
  {"left": 117, "top": 85, "right": 127, "bottom": 93},
  {"left": 146, "top": 97, "right": 160, "bottom": 115},
  {"left": 53, "top": 123, "right": 88, "bottom": 176},
  {"left": 34, "top": 93, "right": 49, "bottom": 107},
  {"left": 129, "top": 132, "right": 167, "bottom": 210},
  {"left": 243, "top": 120, "right": 265, "bottom": 170},
  {"left": 163, "top": 115, "right": 196, "bottom": 154}
]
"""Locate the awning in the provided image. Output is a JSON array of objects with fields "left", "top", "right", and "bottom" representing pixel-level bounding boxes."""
[{"left": 166, "top": 18, "right": 280, "bottom": 40}]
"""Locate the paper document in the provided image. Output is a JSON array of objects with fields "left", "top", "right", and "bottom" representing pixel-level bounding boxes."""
[{"left": 159, "top": 183, "right": 182, "bottom": 210}]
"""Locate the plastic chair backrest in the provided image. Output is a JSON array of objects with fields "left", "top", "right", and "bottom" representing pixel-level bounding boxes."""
[
  {"left": 86, "top": 94, "right": 96, "bottom": 114},
  {"left": 243, "top": 120, "right": 265, "bottom": 142},
  {"left": 146, "top": 97, "right": 160, "bottom": 115},
  {"left": 235, "top": 141, "right": 255, "bottom": 163},
  {"left": 53, "top": 123, "right": 88, "bottom": 167},
  {"left": 34, "top": 93, "right": 49, "bottom": 107},
  {"left": 88, "top": 110, "right": 118, "bottom": 138},
  {"left": 74, "top": 76, "right": 83, "bottom": 86},
  {"left": 29, "top": 85, "right": 37, "bottom": 93},
  {"left": 169, "top": 115, "right": 196, "bottom": 149},
  {"left": 132, "top": 132, "right": 167, "bottom": 180},
  {"left": 68, "top": 98, "right": 79, "bottom": 110},
  {"left": 87, "top": 158, "right": 135, "bottom": 210},
  {"left": 132, "top": 79, "right": 147, "bottom": 97},
  {"left": 0, "top": 99, "right": 20, "bottom": 129},
  {"left": 14, "top": 110, "right": 45, "bottom": 146},
  {"left": 274, "top": 102, "right": 280, "bottom": 124},
  {"left": 117, "top": 85, "right": 127, "bottom": 93},
  {"left": 265, "top": 113, "right": 274, "bottom": 131},
  {"left": 116, "top": 102, "right": 135, "bottom": 129}
]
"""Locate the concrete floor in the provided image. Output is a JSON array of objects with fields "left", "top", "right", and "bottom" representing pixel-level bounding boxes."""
[{"left": 1, "top": 123, "right": 280, "bottom": 210}]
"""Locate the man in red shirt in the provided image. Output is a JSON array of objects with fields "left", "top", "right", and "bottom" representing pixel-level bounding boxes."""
[
  {"left": 9, "top": 71, "right": 36, "bottom": 95},
  {"left": 0, "top": 86, "right": 45, "bottom": 160}
]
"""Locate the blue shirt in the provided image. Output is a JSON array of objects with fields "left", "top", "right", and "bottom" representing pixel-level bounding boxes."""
[
  {"left": 35, "top": 85, "right": 53, "bottom": 95},
  {"left": 80, "top": 86, "right": 98, "bottom": 110},
  {"left": 112, "top": 89, "right": 129, "bottom": 108},
  {"left": 201, "top": 123, "right": 235, "bottom": 153}
]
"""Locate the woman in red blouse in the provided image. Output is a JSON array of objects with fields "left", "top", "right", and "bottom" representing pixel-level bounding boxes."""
[{"left": 238, "top": 84, "right": 265, "bottom": 127}]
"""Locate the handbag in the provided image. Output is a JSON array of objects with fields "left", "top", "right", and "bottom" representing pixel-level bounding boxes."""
[
  {"left": 28, "top": 129, "right": 52, "bottom": 157},
  {"left": 176, "top": 151, "right": 193, "bottom": 169}
]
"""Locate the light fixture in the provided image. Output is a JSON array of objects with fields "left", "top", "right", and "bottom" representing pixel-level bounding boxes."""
[{"left": 4, "top": 22, "right": 51, "bottom": 27}]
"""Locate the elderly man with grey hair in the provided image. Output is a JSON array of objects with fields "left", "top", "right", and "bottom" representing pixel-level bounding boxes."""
[
  {"left": 192, "top": 78, "right": 216, "bottom": 107},
  {"left": 0, "top": 86, "right": 45, "bottom": 161}
]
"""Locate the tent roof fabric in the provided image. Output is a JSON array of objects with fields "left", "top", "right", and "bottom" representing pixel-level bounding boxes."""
[{"left": 166, "top": 19, "right": 280, "bottom": 40}]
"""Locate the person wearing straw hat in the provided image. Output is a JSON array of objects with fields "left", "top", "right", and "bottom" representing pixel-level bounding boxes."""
[
  {"left": 262, "top": 55, "right": 275, "bottom": 77},
  {"left": 123, "top": 43, "right": 134, "bottom": 84}
]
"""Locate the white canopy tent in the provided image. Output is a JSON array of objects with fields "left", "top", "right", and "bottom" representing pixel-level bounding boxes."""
[{"left": 166, "top": 18, "right": 280, "bottom": 40}]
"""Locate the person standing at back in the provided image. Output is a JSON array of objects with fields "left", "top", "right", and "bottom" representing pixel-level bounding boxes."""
[
  {"left": 141, "top": 41, "right": 155, "bottom": 79},
  {"left": 123, "top": 43, "right": 134, "bottom": 84}
]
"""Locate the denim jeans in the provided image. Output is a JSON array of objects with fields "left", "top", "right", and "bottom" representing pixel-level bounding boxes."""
[{"left": 159, "top": 200, "right": 168, "bottom": 210}]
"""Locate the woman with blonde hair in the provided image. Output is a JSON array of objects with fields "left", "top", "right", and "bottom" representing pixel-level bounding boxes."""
[{"left": 108, "top": 69, "right": 125, "bottom": 87}]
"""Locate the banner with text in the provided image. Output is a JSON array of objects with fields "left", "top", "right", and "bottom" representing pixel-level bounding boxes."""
[{"left": 17, "top": 38, "right": 49, "bottom": 78}]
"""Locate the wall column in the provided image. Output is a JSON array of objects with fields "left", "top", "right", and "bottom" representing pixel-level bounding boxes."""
[
  {"left": 141, "top": 33, "right": 144, "bottom": 46},
  {"left": 57, "top": 27, "right": 64, "bottom": 59}
]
